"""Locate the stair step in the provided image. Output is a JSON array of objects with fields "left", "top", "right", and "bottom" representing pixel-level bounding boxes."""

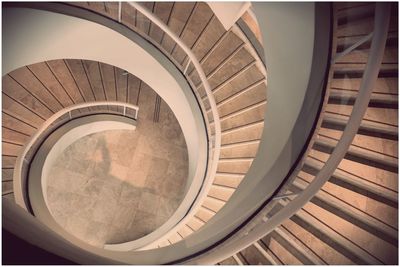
[
  {"left": 212, "top": 63, "right": 263, "bottom": 103},
  {"left": 217, "top": 78, "right": 265, "bottom": 107},
  {"left": 328, "top": 89, "right": 398, "bottom": 109},
  {"left": 220, "top": 104, "right": 265, "bottom": 132},
  {"left": 219, "top": 256, "right": 239, "bottom": 265},
  {"left": 281, "top": 217, "right": 351, "bottom": 264},
  {"left": 291, "top": 178, "right": 398, "bottom": 246},
  {"left": 8, "top": 67, "right": 63, "bottom": 114},
  {"left": 333, "top": 63, "right": 398, "bottom": 78},
  {"left": 2, "top": 169, "right": 13, "bottom": 182},
  {"left": 233, "top": 254, "right": 245, "bottom": 265},
  {"left": 218, "top": 100, "right": 267, "bottom": 126},
  {"left": 303, "top": 157, "right": 398, "bottom": 207},
  {"left": 177, "top": 224, "right": 194, "bottom": 238},
  {"left": 220, "top": 139, "right": 260, "bottom": 159},
  {"left": 2, "top": 112, "right": 37, "bottom": 137},
  {"left": 164, "top": 2, "right": 197, "bottom": 53},
  {"left": 336, "top": 31, "right": 398, "bottom": 53},
  {"left": 208, "top": 184, "right": 236, "bottom": 202},
  {"left": 199, "top": 32, "right": 243, "bottom": 81},
  {"left": 264, "top": 233, "right": 303, "bottom": 264},
  {"left": 215, "top": 79, "right": 266, "bottom": 114},
  {"left": 271, "top": 227, "right": 325, "bottom": 264},
  {"left": 2, "top": 127, "right": 30, "bottom": 145},
  {"left": 322, "top": 112, "right": 398, "bottom": 140},
  {"left": 331, "top": 76, "right": 398, "bottom": 95},
  {"left": 189, "top": 16, "right": 226, "bottom": 72},
  {"left": 335, "top": 45, "right": 397, "bottom": 65},
  {"left": 168, "top": 232, "right": 183, "bottom": 244},
  {"left": 239, "top": 243, "right": 274, "bottom": 264},
  {"left": 336, "top": 10, "right": 397, "bottom": 38},
  {"left": 195, "top": 206, "right": 216, "bottom": 222},
  {"left": 337, "top": 4, "right": 375, "bottom": 26},
  {"left": 172, "top": 3, "right": 214, "bottom": 64},
  {"left": 336, "top": 3, "right": 373, "bottom": 12},
  {"left": 213, "top": 173, "right": 244, "bottom": 188},
  {"left": 253, "top": 241, "right": 279, "bottom": 264},
  {"left": 301, "top": 195, "right": 398, "bottom": 264},
  {"left": 2, "top": 156, "right": 16, "bottom": 169},
  {"left": 2, "top": 180, "right": 13, "bottom": 194},
  {"left": 221, "top": 120, "right": 264, "bottom": 145},
  {"left": 199, "top": 43, "right": 246, "bottom": 86},
  {"left": 202, "top": 196, "right": 225, "bottom": 212},
  {"left": 148, "top": 3, "right": 174, "bottom": 43},
  {"left": 217, "top": 159, "right": 253, "bottom": 175},
  {"left": 196, "top": 62, "right": 257, "bottom": 102},
  {"left": 186, "top": 216, "right": 204, "bottom": 231},
  {"left": 2, "top": 142, "right": 22, "bottom": 157},
  {"left": 280, "top": 203, "right": 383, "bottom": 264},
  {"left": 313, "top": 135, "right": 398, "bottom": 173},
  {"left": 2, "top": 94, "right": 46, "bottom": 127},
  {"left": 325, "top": 103, "right": 398, "bottom": 126}
]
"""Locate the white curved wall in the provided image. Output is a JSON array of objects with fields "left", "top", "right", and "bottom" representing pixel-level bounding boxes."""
[
  {"left": 3, "top": 8, "right": 207, "bottom": 193},
  {"left": 252, "top": 2, "right": 315, "bottom": 184}
]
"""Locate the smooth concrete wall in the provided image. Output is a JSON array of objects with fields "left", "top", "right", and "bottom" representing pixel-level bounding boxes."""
[
  {"left": 2, "top": 7, "right": 207, "bottom": 197},
  {"left": 251, "top": 2, "right": 315, "bottom": 189}
]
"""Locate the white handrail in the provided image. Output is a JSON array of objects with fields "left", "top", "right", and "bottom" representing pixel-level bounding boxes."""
[
  {"left": 128, "top": 2, "right": 222, "bottom": 246},
  {"left": 13, "top": 101, "right": 139, "bottom": 210},
  {"left": 188, "top": 3, "right": 391, "bottom": 264}
]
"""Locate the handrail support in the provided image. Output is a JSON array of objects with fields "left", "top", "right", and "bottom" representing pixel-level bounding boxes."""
[
  {"left": 333, "top": 32, "right": 373, "bottom": 64},
  {"left": 183, "top": 58, "right": 191, "bottom": 75},
  {"left": 272, "top": 193, "right": 298, "bottom": 200},
  {"left": 188, "top": 3, "right": 391, "bottom": 264},
  {"left": 118, "top": 1, "right": 122, "bottom": 23},
  {"left": 13, "top": 101, "right": 139, "bottom": 210}
]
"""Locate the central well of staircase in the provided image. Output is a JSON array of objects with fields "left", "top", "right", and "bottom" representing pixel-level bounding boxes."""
[{"left": 45, "top": 98, "right": 189, "bottom": 247}]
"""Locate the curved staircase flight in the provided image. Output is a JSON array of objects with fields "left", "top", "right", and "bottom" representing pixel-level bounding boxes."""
[
  {"left": 2, "top": 2, "right": 398, "bottom": 265},
  {"left": 65, "top": 1, "right": 268, "bottom": 247},
  {"left": 217, "top": 3, "right": 398, "bottom": 265}
]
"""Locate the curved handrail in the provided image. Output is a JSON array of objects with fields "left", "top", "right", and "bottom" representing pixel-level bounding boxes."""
[
  {"left": 13, "top": 101, "right": 139, "bottom": 211},
  {"left": 3, "top": 2, "right": 390, "bottom": 265},
  {"left": 103, "top": 2, "right": 222, "bottom": 249},
  {"left": 4, "top": 1, "right": 210, "bottom": 251},
  {"left": 5, "top": 1, "right": 218, "bottom": 252},
  {"left": 4, "top": 2, "right": 222, "bottom": 263},
  {"left": 186, "top": 3, "right": 391, "bottom": 264}
]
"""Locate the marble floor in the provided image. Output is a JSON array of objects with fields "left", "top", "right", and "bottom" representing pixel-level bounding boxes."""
[{"left": 46, "top": 102, "right": 189, "bottom": 247}]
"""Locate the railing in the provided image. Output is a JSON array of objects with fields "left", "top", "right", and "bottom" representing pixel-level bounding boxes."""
[
  {"left": 8, "top": 0, "right": 222, "bottom": 250},
  {"left": 128, "top": 1, "right": 221, "bottom": 176},
  {"left": 3, "top": 2, "right": 392, "bottom": 265},
  {"left": 13, "top": 101, "right": 139, "bottom": 211},
  {"left": 101, "top": 2, "right": 222, "bottom": 248},
  {"left": 7, "top": 0, "right": 222, "bottom": 252},
  {"left": 188, "top": 3, "right": 391, "bottom": 264}
]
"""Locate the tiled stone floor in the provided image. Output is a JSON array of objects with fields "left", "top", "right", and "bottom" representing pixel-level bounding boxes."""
[{"left": 46, "top": 99, "right": 188, "bottom": 247}]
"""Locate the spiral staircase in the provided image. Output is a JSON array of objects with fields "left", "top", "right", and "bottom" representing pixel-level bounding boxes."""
[{"left": 2, "top": 2, "right": 398, "bottom": 265}]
